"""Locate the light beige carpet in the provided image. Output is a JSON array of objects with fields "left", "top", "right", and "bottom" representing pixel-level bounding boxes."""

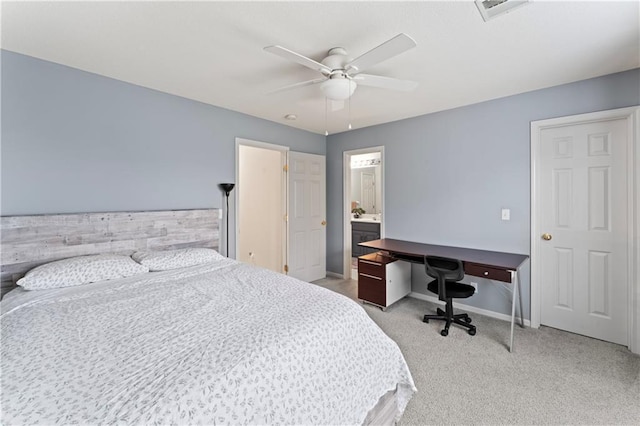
[{"left": 313, "top": 277, "right": 640, "bottom": 425}]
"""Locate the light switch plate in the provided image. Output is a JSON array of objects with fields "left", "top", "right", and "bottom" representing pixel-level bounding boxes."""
[{"left": 501, "top": 208, "right": 510, "bottom": 221}]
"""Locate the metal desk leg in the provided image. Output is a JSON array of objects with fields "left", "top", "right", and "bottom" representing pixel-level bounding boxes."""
[
  {"left": 518, "top": 271, "right": 524, "bottom": 328},
  {"left": 509, "top": 269, "right": 519, "bottom": 353}
]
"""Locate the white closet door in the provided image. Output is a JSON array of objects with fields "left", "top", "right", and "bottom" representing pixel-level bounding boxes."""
[{"left": 538, "top": 118, "right": 628, "bottom": 345}]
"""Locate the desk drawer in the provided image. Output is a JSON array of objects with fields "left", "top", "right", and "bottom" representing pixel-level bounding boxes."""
[
  {"left": 465, "top": 263, "right": 512, "bottom": 283},
  {"left": 358, "top": 274, "right": 386, "bottom": 306},
  {"left": 358, "top": 259, "right": 385, "bottom": 279}
]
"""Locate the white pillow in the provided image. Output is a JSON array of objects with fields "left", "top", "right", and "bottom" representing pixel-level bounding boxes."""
[
  {"left": 17, "top": 254, "right": 149, "bottom": 290},
  {"left": 131, "top": 248, "right": 224, "bottom": 271}
]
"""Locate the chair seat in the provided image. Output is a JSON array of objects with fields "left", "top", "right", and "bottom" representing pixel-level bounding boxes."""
[{"left": 428, "top": 279, "right": 475, "bottom": 299}]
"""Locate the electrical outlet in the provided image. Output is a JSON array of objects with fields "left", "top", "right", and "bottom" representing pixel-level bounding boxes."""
[
  {"left": 501, "top": 208, "right": 510, "bottom": 221},
  {"left": 470, "top": 282, "right": 478, "bottom": 294}
]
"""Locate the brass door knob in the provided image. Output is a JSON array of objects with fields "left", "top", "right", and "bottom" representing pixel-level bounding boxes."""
[
  {"left": 321, "top": 220, "right": 327, "bottom": 226},
  {"left": 542, "top": 233, "right": 552, "bottom": 241}
]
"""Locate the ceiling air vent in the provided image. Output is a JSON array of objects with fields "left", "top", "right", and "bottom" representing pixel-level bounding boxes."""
[{"left": 476, "top": 0, "right": 529, "bottom": 22}]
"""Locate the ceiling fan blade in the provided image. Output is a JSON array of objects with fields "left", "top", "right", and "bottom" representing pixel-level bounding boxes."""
[
  {"left": 267, "top": 77, "right": 327, "bottom": 95},
  {"left": 345, "top": 33, "right": 416, "bottom": 74},
  {"left": 264, "top": 45, "right": 332, "bottom": 75},
  {"left": 353, "top": 74, "right": 418, "bottom": 92}
]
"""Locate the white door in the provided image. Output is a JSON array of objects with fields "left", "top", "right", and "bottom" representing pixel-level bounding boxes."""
[
  {"left": 360, "top": 171, "right": 376, "bottom": 213},
  {"left": 288, "top": 152, "right": 326, "bottom": 282},
  {"left": 538, "top": 118, "right": 628, "bottom": 345},
  {"left": 238, "top": 144, "right": 286, "bottom": 273}
]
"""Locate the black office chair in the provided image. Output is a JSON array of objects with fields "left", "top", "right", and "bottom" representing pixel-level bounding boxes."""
[{"left": 422, "top": 255, "right": 477, "bottom": 337}]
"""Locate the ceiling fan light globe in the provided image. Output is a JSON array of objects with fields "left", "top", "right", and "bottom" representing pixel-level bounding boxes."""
[{"left": 320, "top": 79, "right": 357, "bottom": 101}]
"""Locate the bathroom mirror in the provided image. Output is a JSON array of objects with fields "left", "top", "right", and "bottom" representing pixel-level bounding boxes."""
[{"left": 350, "top": 153, "right": 382, "bottom": 215}]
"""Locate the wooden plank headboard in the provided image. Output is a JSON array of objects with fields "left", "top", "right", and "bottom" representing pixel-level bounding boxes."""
[{"left": 0, "top": 208, "right": 221, "bottom": 297}]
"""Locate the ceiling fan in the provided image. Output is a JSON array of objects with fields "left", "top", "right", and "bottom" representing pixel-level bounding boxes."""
[{"left": 264, "top": 33, "right": 418, "bottom": 101}]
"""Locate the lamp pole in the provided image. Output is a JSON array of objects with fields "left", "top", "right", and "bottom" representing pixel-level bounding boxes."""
[{"left": 219, "top": 183, "right": 235, "bottom": 257}]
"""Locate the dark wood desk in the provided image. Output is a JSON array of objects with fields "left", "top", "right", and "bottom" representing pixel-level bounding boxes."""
[{"left": 359, "top": 238, "right": 529, "bottom": 352}]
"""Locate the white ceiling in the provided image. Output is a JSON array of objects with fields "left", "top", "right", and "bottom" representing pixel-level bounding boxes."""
[{"left": 2, "top": 1, "right": 638, "bottom": 135}]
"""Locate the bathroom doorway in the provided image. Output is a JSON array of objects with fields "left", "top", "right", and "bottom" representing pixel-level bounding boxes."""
[{"left": 343, "top": 147, "right": 385, "bottom": 280}]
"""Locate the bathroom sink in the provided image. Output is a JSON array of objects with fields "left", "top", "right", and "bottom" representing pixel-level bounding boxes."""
[{"left": 351, "top": 216, "right": 380, "bottom": 223}]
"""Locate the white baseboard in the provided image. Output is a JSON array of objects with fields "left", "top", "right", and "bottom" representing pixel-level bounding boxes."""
[
  {"left": 325, "top": 271, "right": 345, "bottom": 279},
  {"left": 408, "top": 292, "right": 531, "bottom": 327}
]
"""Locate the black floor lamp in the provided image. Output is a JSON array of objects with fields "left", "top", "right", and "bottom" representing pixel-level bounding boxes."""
[{"left": 219, "top": 183, "right": 235, "bottom": 257}]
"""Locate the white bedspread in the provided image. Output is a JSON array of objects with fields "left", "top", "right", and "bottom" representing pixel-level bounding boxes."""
[{"left": 1, "top": 259, "right": 416, "bottom": 425}]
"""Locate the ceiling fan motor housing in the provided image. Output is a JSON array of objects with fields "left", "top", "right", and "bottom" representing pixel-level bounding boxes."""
[
  {"left": 320, "top": 47, "right": 357, "bottom": 100},
  {"left": 321, "top": 47, "right": 351, "bottom": 72}
]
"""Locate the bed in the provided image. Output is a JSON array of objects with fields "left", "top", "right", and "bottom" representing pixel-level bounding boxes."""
[{"left": 0, "top": 209, "right": 416, "bottom": 425}]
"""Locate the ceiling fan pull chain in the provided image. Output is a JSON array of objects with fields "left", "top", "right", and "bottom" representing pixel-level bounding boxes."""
[
  {"left": 348, "top": 85, "right": 352, "bottom": 130},
  {"left": 325, "top": 96, "right": 329, "bottom": 136}
]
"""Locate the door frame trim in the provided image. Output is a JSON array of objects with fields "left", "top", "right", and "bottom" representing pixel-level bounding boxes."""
[
  {"left": 235, "top": 138, "right": 289, "bottom": 270},
  {"left": 530, "top": 106, "right": 640, "bottom": 354},
  {"left": 343, "top": 146, "right": 385, "bottom": 280}
]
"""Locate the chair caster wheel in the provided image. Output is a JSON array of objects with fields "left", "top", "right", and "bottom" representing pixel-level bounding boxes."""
[
  {"left": 440, "top": 329, "right": 448, "bottom": 337},
  {"left": 468, "top": 328, "right": 476, "bottom": 336},
  {"left": 423, "top": 316, "right": 429, "bottom": 323},
  {"left": 464, "top": 317, "right": 472, "bottom": 323}
]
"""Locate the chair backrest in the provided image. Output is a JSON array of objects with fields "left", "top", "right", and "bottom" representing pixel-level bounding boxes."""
[{"left": 424, "top": 256, "right": 464, "bottom": 282}]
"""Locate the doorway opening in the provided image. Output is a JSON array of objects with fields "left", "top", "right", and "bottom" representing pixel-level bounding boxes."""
[
  {"left": 343, "top": 147, "right": 385, "bottom": 280},
  {"left": 236, "top": 138, "right": 288, "bottom": 274}
]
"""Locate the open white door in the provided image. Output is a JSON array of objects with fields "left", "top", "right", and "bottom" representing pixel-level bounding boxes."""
[
  {"left": 288, "top": 152, "right": 326, "bottom": 282},
  {"left": 360, "top": 171, "right": 376, "bottom": 213}
]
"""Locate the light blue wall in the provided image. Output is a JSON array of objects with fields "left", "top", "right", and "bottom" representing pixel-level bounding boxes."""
[
  {"left": 1, "top": 50, "right": 325, "bottom": 256},
  {"left": 327, "top": 68, "right": 640, "bottom": 319},
  {"left": 3, "top": 49, "right": 639, "bottom": 319}
]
